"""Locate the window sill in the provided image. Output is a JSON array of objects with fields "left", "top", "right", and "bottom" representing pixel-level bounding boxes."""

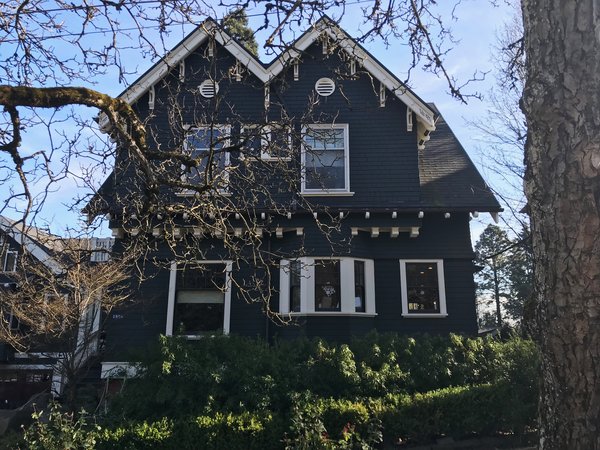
[
  {"left": 282, "top": 312, "right": 377, "bottom": 317},
  {"left": 300, "top": 191, "right": 355, "bottom": 197},
  {"left": 260, "top": 156, "right": 292, "bottom": 162},
  {"left": 402, "top": 313, "right": 448, "bottom": 319},
  {"left": 174, "top": 333, "right": 229, "bottom": 340}
]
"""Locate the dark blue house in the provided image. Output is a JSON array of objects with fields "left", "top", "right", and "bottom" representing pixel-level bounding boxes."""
[{"left": 92, "top": 17, "right": 501, "bottom": 378}]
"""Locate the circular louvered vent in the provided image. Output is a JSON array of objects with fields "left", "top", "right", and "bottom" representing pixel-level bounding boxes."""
[
  {"left": 199, "top": 79, "right": 219, "bottom": 98},
  {"left": 315, "top": 78, "right": 335, "bottom": 97}
]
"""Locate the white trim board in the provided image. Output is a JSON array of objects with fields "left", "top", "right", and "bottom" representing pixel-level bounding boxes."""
[
  {"left": 108, "top": 18, "right": 435, "bottom": 131},
  {"left": 101, "top": 362, "right": 139, "bottom": 379}
]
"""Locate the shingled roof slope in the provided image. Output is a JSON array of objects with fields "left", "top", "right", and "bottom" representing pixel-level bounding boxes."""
[{"left": 419, "top": 105, "right": 502, "bottom": 212}]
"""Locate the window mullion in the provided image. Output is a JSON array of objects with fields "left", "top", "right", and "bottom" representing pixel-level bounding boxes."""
[
  {"left": 340, "top": 259, "right": 354, "bottom": 313},
  {"left": 365, "top": 260, "right": 376, "bottom": 314},
  {"left": 279, "top": 260, "right": 290, "bottom": 314},
  {"left": 303, "top": 258, "right": 314, "bottom": 313}
]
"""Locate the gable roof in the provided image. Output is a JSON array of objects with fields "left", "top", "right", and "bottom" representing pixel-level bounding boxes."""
[
  {"left": 0, "top": 216, "right": 63, "bottom": 274},
  {"left": 110, "top": 16, "right": 436, "bottom": 131},
  {"left": 419, "top": 105, "right": 502, "bottom": 212}
]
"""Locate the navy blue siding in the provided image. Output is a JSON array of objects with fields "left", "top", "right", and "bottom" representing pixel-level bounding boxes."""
[
  {"left": 103, "top": 212, "right": 478, "bottom": 359},
  {"left": 100, "top": 35, "right": 485, "bottom": 356}
]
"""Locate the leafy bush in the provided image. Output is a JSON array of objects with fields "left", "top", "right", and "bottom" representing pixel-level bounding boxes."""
[
  {"left": 284, "top": 393, "right": 382, "bottom": 450},
  {"left": 380, "top": 382, "right": 537, "bottom": 443},
  {"left": 98, "top": 413, "right": 282, "bottom": 450},
  {"left": 21, "top": 403, "right": 100, "bottom": 450},
  {"left": 101, "top": 333, "right": 538, "bottom": 448}
]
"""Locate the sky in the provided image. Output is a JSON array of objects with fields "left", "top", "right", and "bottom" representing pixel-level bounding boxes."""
[{"left": 0, "top": 0, "right": 518, "bottom": 240}]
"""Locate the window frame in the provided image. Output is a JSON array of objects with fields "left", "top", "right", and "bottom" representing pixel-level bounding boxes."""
[
  {"left": 301, "top": 124, "right": 351, "bottom": 195},
  {"left": 166, "top": 260, "right": 233, "bottom": 338},
  {"left": 279, "top": 257, "right": 376, "bottom": 316},
  {"left": 2, "top": 249, "right": 17, "bottom": 272},
  {"left": 180, "top": 125, "right": 231, "bottom": 194},
  {"left": 240, "top": 124, "right": 292, "bottom": 161},
  {"left": 399, "top": 259, "right": 448, "bottom": 318}
]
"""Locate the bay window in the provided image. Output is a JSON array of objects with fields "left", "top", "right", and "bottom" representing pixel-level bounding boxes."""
[{"left": 279, "top": 257, "right": 375, "bottom": 315}]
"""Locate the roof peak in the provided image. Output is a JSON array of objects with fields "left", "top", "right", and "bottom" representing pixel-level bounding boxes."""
[{"left": 115, "top": 16, "right": 436, "bottom": 130}]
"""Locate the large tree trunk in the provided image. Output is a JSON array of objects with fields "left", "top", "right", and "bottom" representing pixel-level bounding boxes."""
[{"left": 521, "top": 1, "right": 600, "bottom": 448}]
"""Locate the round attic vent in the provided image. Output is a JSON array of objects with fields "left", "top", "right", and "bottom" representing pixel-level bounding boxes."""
[
  {"left": 315, "top": 78, "right": 335, "bottom": 97},
  {"left": 199, "top": 79, "right": 219, "bottom": 98}
]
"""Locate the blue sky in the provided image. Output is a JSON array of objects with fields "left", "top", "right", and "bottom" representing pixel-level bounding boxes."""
[{"left": 0, "top": 0, "right": 517, "bottom": 240}]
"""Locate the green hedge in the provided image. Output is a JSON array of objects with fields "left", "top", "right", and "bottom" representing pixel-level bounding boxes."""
[
  {"left": 18, "top": 334, "right": 539, "bottom": 449},
  {"left": 380, "top": 382, "right": 536, "bottom": 443},
  {"left": 109, "top": 333, "right": 539, "bottom": 422},
  {"left": 97, "top": 413, "right": 283, "bottom": 450}
]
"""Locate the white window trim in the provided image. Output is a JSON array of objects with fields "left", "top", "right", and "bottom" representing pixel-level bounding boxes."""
[
  {"left": 100, "top": 362, "right": 139, "bottom": 379},
  {"left": 279, "top": 257, "right": 375, "bottom": 316},
  {"left": 2, "top": 249, "right": 17, "bottom": 272},
  {"left": 241, "top": 124, "right": 292, "bottom": 161},
  {"left": 399, "top": 259, "right": 448, "bottom": 318},
  {"left": 166, "top": 260, "right": 233, "bottom": 338},
  {"left": 301, "top": 123, "right": 350, "bottom": 194},
  {"left": 8, "top": 309, "right": 19, "bottom": 331},
  {"left": 179, "top": 125, "right": 231, "bottom": 196}
]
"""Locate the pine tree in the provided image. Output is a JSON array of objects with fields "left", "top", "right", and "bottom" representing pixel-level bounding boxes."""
[
  {"left": 222, "top": 9, "right": 258, "bottom": 56},
  {"left": 475, "top": 225, "right": 512, "bottom": 328}
]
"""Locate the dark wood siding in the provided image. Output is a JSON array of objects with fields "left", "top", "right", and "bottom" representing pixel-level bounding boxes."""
[{"left": 103, "top": 212, "right": 478, "bottom": 359}]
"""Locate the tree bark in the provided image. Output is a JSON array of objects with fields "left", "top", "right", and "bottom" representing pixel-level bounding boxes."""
[{"left": 521, "top": 1, "right": 600, "bottom": 448}]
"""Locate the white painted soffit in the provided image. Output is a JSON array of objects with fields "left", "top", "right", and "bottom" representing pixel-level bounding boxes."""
[
  {"left": 114, "top": 18, "right": 435, "bottom": 131},
  {"left": 119, "top": 21, "right": 269, "bottom": 106},
  {"left": 269, "top": 18, "right": 436, "bottom": 130}
]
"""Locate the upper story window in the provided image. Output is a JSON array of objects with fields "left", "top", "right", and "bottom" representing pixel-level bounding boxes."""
[
  {"left": 0, "top": 239, "right": 17, "bottom": 272},
  {"left": 241, "top": 124, "right": 292, "bottom": 161},
  {"left": 183, "top": 126, "right": 231, "bottom": 189},
  {"left": 302, "top": 124, "right": 350, "bottom": 193},
  {"left": 279, "top": 257, "right": 375, "bottom": 316},
  {"left": 399, "top": 260, "right": 448, "bottom": 318},
  {"left": 166, "top": 261, "right": 232, "bottom": 338}
]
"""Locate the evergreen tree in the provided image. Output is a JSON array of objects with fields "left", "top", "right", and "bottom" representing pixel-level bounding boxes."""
[
  {"left": 506, "top": 226, "right": 533, "bottom": 326},
  {"left": 475, "top": 225, "right": 512, "bottom": 328},
  {"left": 475, "top": 224, "right": 533, "bottom": 330},
  {"left": 222, "top": 9, "right": 258, "bottom": 56}
]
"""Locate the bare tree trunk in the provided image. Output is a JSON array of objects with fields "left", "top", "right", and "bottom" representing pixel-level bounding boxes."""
[{"left": 521, "top": 1, "right": 600, "bottom": 448}]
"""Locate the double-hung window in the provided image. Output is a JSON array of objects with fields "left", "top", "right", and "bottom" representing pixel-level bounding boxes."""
[
  {"left": 166, "top": 261, "right": 232, "bottom": 337},
  {"left": 183, "top": 126, "right": 230, "bottom": 190},
  {"left": 302, "top": 124, "right": 350, "bottom": 193},
  {"left": 399, "top": 260, "right": 447, "bottom": 317},
  {"left": 279, "top": 257, "right": 375, "bottom": 315}
]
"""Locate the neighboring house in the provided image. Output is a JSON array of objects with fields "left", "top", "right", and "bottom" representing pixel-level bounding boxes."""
[
  {"left": 90, "top": 17, "right": 501, "bottom": 380},
  {"left": 0, "top": 216, "right": 113, "bottom": 408}
]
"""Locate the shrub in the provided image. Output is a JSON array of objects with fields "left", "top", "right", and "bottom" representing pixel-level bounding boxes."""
[
  {"left": 284, "top": 393, "right": 382, "bottom": 450},
  {"left": 105, "top": 332, "right": 539, "bottom": 446},
  {"left": 21, "top": 402, "right": 100, "bottom": 450},
  {"left": 380, "top": 382, "right": 537, "bottom": 443},
  {"left": 98, "top": 413, "right": 282, "bottom": 450}
]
